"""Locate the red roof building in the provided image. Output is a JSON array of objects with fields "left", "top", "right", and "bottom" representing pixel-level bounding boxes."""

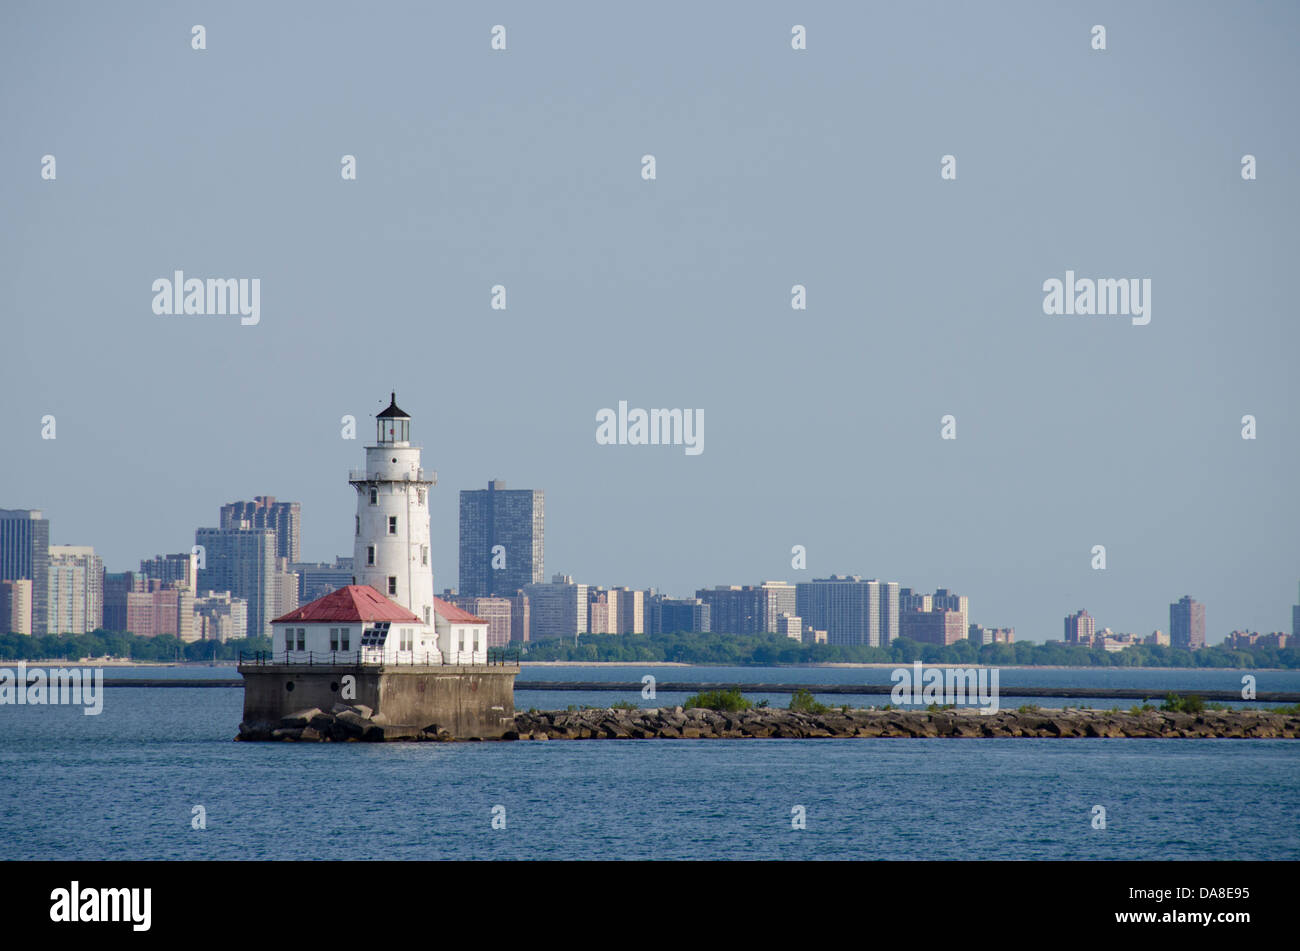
[
  {"left": 273, "top": 585, "right": 421, "bottom": 625},
  {"left": 432, "top": 596, "right": 486, "bottom": 625}
]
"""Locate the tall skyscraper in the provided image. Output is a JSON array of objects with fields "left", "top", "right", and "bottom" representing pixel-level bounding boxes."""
[
  {"left": 0, "top": 509, "right": 50, "bottom": 635},
  {"left": 509, "top": 591, "right": 530, "bottom": 644},
  {"left": 1170, "top": 595, "right": 1206, "bottom": 650},
  {"left": 879, "top": 580, "right": 900, "bottom": 644},
  {"left": 1064, "top": 609, "right": 1096, "bottom": 645},
  {"left": 140, "top": 552, "right": 200, "bottom": 592},
  {"left": 458, "top": 480, "right": 544, "bottom": 598},
  {"left": 613, "top": 587, "right": 645, "bottom": 634},
  {"left": 645, "top": 593, "right": 711, "bottom": 634},
  {"left": 899, "top": 588, "right": 933, "bottom": 613},
  {"left": 196, "top": 526, "right": 277, "bottom": 639},
  {"left": 697, "top": 582, "right": 796, "bottom": 635},
  {"left": 273, "top": 558, "right": 300, "bottom": 622},
  {"left": 103, "top": 571, "right": 144, "bottom": 632},
  {"left": 587, "top": 588, "right": 618, "bottom": 634},
  {"left": 0, "top": 579, "right": 33, "bottom": 635},
  {"left": 931, "top": 588, "right": 969, "bottom": 641},
  {"left": 522, "top": 574, "right": 587, "bottom": 640},
  {"left": 47, "top": 545, "right": 104, "bottom": 634},
  {"left": 795, "top": 576, "right": 901, "bottom": 647},
  {"left": 697, "top": 586, "right": 747, "bottom": 635},
  {"left": 797, "top": 576, "right": 869, "bottom": 646},
  {"left": 896, "top": 587, "right": 967, "bottom": 647},
  {"left": 220, "top": 496, "right": 301, "bottom": 563}
]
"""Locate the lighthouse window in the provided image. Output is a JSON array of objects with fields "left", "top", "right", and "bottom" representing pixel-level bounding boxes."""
[
  {"left": 388, "top": 516, "right": 397, "bottom": 534},
  {"left": 424, "top": 606, "right": 431, "bottom": 625},
  {"left": 417, "top": 489, "right": 425, "bottom": 505},
  {"left": 366, "top": 545, "right": 375, "bottom": 566},
  {"left": 421, "top": 545, "right": 428, "bottom": 566},
  {"left": 388, "top": 576, "right": 397, "bottom": 595},
  {"left": 369, "top": 488, "right": 377, "bottom": 505},
  {"left": 355, "top": 516, "right": 360, "bottom": 536}
]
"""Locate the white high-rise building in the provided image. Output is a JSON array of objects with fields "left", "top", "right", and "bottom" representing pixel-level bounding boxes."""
[
  {"left": 349, "top": 394, "right": 441, "bottom": 660},
  {"left": 48, "top": 545, "right": 103, "bottom": 635}
]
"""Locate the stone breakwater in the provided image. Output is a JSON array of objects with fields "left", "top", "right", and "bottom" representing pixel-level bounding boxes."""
[
  {"left": 511, "top": 706, "right": 1300, "bottom": 739},
  {"left": 238, "top": 703, "right": 1300, "bottom": 741}
]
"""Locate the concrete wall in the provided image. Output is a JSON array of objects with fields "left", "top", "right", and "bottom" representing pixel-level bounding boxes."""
[{"left": 239, "top": 664, "right": 516, "bottom": 739}]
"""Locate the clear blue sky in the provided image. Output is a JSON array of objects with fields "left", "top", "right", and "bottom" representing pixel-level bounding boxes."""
[{"left": 2, "top": 1, "right": 1297, "bottom": 642}]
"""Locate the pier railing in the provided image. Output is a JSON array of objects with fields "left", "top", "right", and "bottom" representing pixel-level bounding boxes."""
[{"left": 238, "top": 648, "right": 520, "bottom": 667}]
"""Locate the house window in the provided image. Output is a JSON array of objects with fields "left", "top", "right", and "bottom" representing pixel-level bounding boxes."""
[
  {"left": 369, "top": 488, "right": 377, "bottom": 505},
  {"left": 367, "top": 546, "right": 375, "bottom": 566},
  {"left": 330, "top": 628, "right": 339, "bottom": 651},
  {"left": 296, "top": 628, "right": 306, "bottom": 651},
  {"left": 284, "top": 629, "right": 293, "bottom": 651},
  {"left": 340, "top": 628, "right": 351, "bottom": 651},
  {"left": 388, "top": 516, "right": 397, "bottom": 535},
  {"left": 388, "top": 577, "right": 397, "bottom": 595},
  {"left": 400, "top": 629, "right": 413, "bottom": 652}
]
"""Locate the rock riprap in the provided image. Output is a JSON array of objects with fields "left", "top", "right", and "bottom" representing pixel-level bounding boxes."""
[
  {"left": 510, "top": 706, "right": 1300, "bottom": 739},
  {"left": 238, "top": 703, "right": 1300, "bottom": 741},
  {"left": 238, "top": 703, "right": 458, "bottom": 742}
]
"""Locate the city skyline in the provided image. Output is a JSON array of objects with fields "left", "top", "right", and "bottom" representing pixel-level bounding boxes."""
[{"left": 1, "top": 494, "right": 1294, "bottom": 645}]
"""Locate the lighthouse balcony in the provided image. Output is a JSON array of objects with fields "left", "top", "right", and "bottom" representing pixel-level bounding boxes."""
[
  {"left": 238, "top": 648, "right": 520, "bottom": 667},
  {"left": 348, "top": 468, "right": 435, "bottom": 484}
]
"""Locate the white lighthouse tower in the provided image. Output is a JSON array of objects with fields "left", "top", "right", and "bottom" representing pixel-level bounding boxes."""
[{"left": 350, "top": 393, "right": 440, "bottom": 662}]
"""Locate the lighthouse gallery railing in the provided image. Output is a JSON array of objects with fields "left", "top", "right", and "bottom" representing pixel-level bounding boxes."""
[{"left": 238, "top": 648, "right": 520, "bottom": 667}]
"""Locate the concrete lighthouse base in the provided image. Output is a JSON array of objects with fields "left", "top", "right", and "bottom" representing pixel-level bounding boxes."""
[{"left": 237, "top": 663, "right": 518, "bottom": 740}]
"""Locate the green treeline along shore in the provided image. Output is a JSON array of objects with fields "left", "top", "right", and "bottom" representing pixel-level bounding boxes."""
[{"left": 1, "top": 630, "right": 1297, "bottom": 669}]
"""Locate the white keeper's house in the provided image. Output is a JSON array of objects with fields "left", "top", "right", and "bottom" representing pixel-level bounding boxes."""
[
  {"left": 267, "top": 393, "right": 489, "bottom": 665},
  {"left": 271, "top": 587, "right": 488, "bottom": 665}
]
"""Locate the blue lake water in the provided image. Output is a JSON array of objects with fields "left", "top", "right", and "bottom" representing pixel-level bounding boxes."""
[{"left": 2, "top": 665, "right": 1298, "bottom": 860}]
